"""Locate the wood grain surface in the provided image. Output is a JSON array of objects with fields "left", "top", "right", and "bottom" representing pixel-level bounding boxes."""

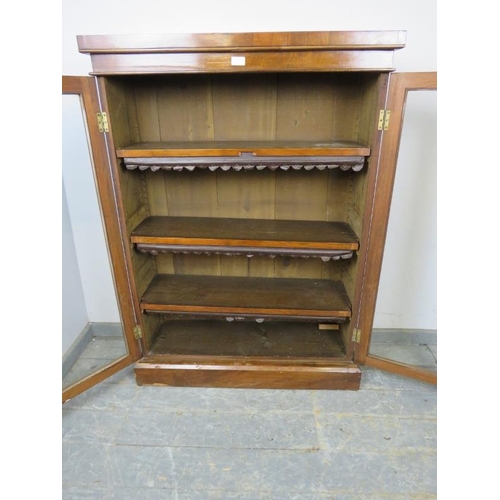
[
  {"left": 149, "top": 320, "right": 346, "bottom": 358},
  {"left": 141, "top": 274, "right": 351, "bottom": 318},
  {"left": 131, "top": 216, "right": 359, "bottom": 250},
  {"left": 117, "top": 140, "right": 370, "bottom": 158},
  {"left": 77, "top": 31, "right": 406, "bottom": 53}
]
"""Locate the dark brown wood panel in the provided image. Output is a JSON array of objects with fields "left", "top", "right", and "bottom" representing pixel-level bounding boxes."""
[
  {"left": 77, "top": 31, "right": 406, "bottom": 53},
  {"left": 115, "top": 168, "right": 150, "bottom": 233},
  {"left": 210, "top": 76, "right": 277, "bottom": 277},
  {"left": 355, "top": 72, "right": 437, "bottom": 380},
  {"left": 212, "top": 74, "right": 277, "bottom": 141},
  {"left": 141, "top": 274, "right": 351, "bottom": 318},
  {"left": 133, "top": 80, "right": 161, "bottom": 142},
  {"left": 131, "top": 216, "right": 359, "bottom": 250},
  {"left": 276, "top": 74, "right": 336, "bottom": 142},
  {"left": 86, "top": 50, "right": 398, "bottom": 75},
  {"left": 164, "top": 170, "right": 218, "bottom": 217},
  {"left": 142, "top": 171, "right": 174, "bottom": 274},
  {"left": 97, "top": 77, "right": 149, "bottom": 354},
  {"left": 117, "top": 140, "right": 370, "bottom": 158},
  {"left": 102, "top": 78, "right": 140, "bottom": 149},
  {"left": 135, "top": 357, "right": 361, "bottom": 389},
  {"left": 342, "top": 73, "right": 391, "bottom": 359},
  {"left": 149, "top": 321, "right": 346, "bottom": 358},
  {"left": 275, "top": 170, "right": 329, "bottom": 279},
  {"left": 215, "top": 169, "right": 276, "bottom": 277},
  {"left": 157, "top": 75, "right": 214, "bottom": 142},
  {"left": 162, "top": 169, "right": 221, "bottom": 276},
  {"left": 139, "top": 311, "right": 164, "bottom": 352},
  {"left": 62, "top": 76, "right": 143, "bottom": 402},
  {"left": 329, "top": 74, "right": 364, "bottom": 141}
]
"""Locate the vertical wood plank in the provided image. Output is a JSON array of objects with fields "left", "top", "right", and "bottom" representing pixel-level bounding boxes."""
[
  {"left": 247, "top": 256, "right": 276, "bottom": 278},
  {"left": 165, "top": 170, "right": 219, "bottom": 216},
  {"left": 165, "top": 170, "right": 220, "bottom": 275},
  {"left": 328, "top": 75, "right": 379, "bottom": 355},
  {"left": 212, "top": 75, "right": 277, "bottom": 276},
  {"left": 212, "top": 74, "right": 277, "bottom": 141},
  {"left": 355, "top": 74, "right": 381, "bottom": 145},
  {"left": 217, "top": 170, "right": 276, "bottom": 277},
  {"left": 134, "top": 77, "right": 174, "bottom": 273},
  {"left": 321, "top": 169, "right": 353, "bottom": 278},
  {"left": 140, "top": 312, "right": 164, "bottom": 352},
  {"left": 330, "top": 74, "right": 363, "bottom": 141},
  {"left": 155, "top": 254, "right": 175, "bottom": 274},
  {"left": 349, "top": 169, "right": 369, "bottom": 238},
  {"left": 134, "top": 78, "right": 161, "bottom": 142},
  {"left": 145, "top": 171, "right": 169, "bottom": 216},
  {"left": 117, "top": 168, "right": 149, "bottom": 233},
  {"left": 275, "top": 74, "right": 336, "bottom": 279},
  {"left": 217, "top": 256, "right": 249, "bottom": 277},
  {"left": 170, "top": 253, "right": 221, "bottom": 276},
  {"left": 103, "top": 78, "right": 140, "bottom": 149},
  {"left": 275, "top": 170, "right": 328, "bottom": 222},
  {"left": 325, "top": 170, "right": 351, "bottom": 222},
  {"left": 156, "top": 75, "right": 219, "bottom": 275},
  {"left": 131, "top": 251, "right": 156, "bottom": 298},
  {"left": 95, "top": 77, "right": 154, "bottom": 359},
  {"left": 274, "top": 170, "right": 328, "bottom": 278},
  {"left": 347, "top": 73, "right": 391, "bottom": 359},
  {"left": 157, "top": 75, "right": 214, "bottom": 141},
  {"left": 276, "top": 74, "right": 335, "bottom": 141},
  {"left": 216, "top": 170, "right": 276, "bottom": 218},
  {"left": 144, "top": 170, "right": 174, "bottom": 274}
]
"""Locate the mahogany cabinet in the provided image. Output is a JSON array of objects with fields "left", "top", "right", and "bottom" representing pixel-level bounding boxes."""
[{"left": 62, "top": 31, "right": 436, "bottom": 402}]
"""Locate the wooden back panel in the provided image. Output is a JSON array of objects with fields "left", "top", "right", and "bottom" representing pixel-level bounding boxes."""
[
  {"left": 106, "top": 74, "right": 383, "bottom": 269},
  {"left": 104, "top": 72, "right": 385, "bottom": 351}
]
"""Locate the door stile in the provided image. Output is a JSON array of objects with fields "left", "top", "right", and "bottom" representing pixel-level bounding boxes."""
[
  {"left": 62, "top": 76, "right": 143, "bottom": 402},
  {"left": 354, "top": 72, "right": 437, "bottom": 384},
  {"left": 94, "top": 76, "right": 149, "bottom": 356}
]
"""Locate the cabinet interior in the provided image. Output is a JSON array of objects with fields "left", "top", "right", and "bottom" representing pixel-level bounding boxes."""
[{"left": 103, "top": 72, "right": 383, "bottom": 360}]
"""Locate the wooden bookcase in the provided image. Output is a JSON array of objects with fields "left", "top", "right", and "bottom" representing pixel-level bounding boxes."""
[{"left": 62, "top": 31, "right": 436, "bottom": 400}]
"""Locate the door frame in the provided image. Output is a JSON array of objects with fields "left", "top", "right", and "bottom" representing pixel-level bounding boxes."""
[
  {"left": 354, "top": 72, "right": 437, "bottom": 384},
  {"left": 62, "top": 76, "right": 142, "bottom": 402}
]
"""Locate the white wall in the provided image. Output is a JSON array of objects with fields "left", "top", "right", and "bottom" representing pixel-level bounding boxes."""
[
  {"left": 62, "top": 0, "right": 437, "bottom": 330},
  {"left": 374, "top": 91, "right": 437, "bottom": 329},
  {"left": 62, "top": 95, "right": 121, "bottom": 329},
  {"left": 62, "top": 183, "right": 88, "bottom": 354}
]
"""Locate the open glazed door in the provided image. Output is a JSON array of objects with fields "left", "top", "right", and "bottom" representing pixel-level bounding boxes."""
[
  {"left": 62, "top": 76, "right": 142, "bottom": 402},
  {"left": 355, "top": 72, "right": 437, "bottom": 384}
]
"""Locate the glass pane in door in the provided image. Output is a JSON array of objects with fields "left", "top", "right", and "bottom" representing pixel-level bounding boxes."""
[
  {"left": 62, "top": 94, "right": 128, "bottom": 390},
  {"left": 370, "top": 89, "right": 437, "bottom": 372}
]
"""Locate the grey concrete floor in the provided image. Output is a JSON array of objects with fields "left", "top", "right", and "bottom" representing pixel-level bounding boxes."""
[
  {"left": 62, "top": 329, "right": 437, "bottom": 500},
  {"left": 63, "top": 323, "right": 126, "bottom": 390}
]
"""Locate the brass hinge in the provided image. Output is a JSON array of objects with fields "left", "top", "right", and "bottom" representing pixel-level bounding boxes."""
[
  {"left": 378, "top": 110, "right": 391, "bottom": 131},
  {"left": 97, "top": 112, "right": 109, "bottom": 133},
  {"left": 133, "top": 325, "right": 143, "bottom": 340},
  {"left": 352, "top": 328, "right": 361, "bottom": 343}
]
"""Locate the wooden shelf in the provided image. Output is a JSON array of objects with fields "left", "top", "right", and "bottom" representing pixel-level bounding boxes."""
[
  {"left": 149, "top": 321, "right": 346, "bottom": 358},
  {"left": 131, "top": 216, "right": 359, "bottom": 261},
  {"left": 136, "top": 320, "right": 359, "bottom": 389},
  {"left": 135, "top": 355, "right": 361, "bottom": 390},
  {"left": 117, "top": 140, "right": 370, "bottom": 157},
  {"left": 117, "top": 141, "right": 369, "bottom": 172},
  {"left": 141, "top": 274, "right": 351, "bottom": 321}
]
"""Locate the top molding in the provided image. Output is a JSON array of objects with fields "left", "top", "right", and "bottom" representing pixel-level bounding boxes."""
[
  {"left": 77, "top": 31, "right": 406, "bottom": 53},
  {"left": 77, "top": 30, "right": 406, "bottom": 75}
]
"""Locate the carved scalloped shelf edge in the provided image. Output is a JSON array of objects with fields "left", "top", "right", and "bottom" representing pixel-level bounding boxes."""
[
  {"left": 135, "top": 243, "right": 355, "bottom": 262},
  {"left": 140, "top": 310, "right": 348, "bottom": 323},
  {"left": 123, "top": 155, "right": 365, "bottom": 172}
]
